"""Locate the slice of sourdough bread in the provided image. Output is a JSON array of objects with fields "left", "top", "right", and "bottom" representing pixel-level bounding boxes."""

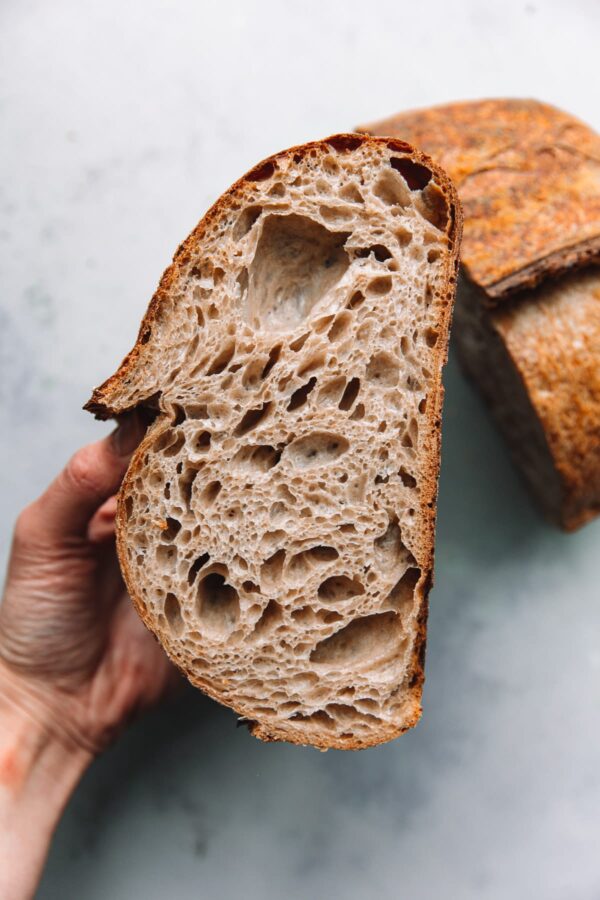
[{"left": 85, "top": 134, "right": 461, "bottom": 749}]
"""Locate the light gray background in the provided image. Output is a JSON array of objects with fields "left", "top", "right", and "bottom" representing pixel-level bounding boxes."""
[{"left": 2, "top": 1, "right": 600, "bottom": 898}]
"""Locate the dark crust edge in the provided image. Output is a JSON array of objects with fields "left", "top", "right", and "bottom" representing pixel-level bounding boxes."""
[
  {"left": 86, "top": 132, "right": 463, "bottom": 750},
  {"left": 481, "top": 234, "right": 600, "bottom": 301}
]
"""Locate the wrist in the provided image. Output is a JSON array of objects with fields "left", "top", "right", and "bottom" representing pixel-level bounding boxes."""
[
  {"left": 0, "top": 667, "right": 92, "bottom": 900},
  {"left": 0, "top": 682, "right": 92, "bottom": 804}
]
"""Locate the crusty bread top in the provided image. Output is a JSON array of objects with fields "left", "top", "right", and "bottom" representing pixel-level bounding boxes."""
[
  {"left": 85, "top": 135, "right": 462, "bottom": 750},
  {"left": 359, "top": 99, "right": 600, "bottom": 300}
]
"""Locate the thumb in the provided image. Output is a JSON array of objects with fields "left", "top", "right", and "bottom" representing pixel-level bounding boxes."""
[{"left": 20, "top": 412, "right": 146, "bottom": 542}]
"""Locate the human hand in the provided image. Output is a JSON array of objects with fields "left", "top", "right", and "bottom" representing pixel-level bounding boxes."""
[
  {"left": 0, "top": 413, "right": 177, "bottom": 753},
  {"left": 0, "top": 417, "right": 177, "bottom": 900}
]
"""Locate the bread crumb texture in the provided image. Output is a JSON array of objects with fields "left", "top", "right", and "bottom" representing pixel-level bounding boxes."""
[{"left": 86, "top": 135, "right": 461, "bottom": 749}]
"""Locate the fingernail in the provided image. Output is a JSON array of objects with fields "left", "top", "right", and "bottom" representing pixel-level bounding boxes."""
[{"left": 111, "top": 413, "right": 143, "bottom": 457}]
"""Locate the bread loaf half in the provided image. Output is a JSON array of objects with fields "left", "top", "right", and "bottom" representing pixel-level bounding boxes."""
[
  {"left": 86, "top": 134, "right": 461, "bottom": 749},
  {"left": 361, "top": 100, "right": 600, "bottom": 529}
]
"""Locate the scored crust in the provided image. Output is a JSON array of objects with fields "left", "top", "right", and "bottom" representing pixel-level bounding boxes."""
[
  {"left": 359, "top": 98, "right": 600, "bottom": 300},
  {"left": 85, "top": 134, "right": 461, "bottom": 749}
]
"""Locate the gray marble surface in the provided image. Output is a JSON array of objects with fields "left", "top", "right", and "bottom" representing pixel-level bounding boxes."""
[{"left": 2, "top": 1, "right": 600, "bottom": 897}]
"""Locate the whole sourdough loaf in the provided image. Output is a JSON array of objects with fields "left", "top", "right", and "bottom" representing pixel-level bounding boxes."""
[
  {"left": 360, "top": 100, "right": 600, "bottom": 529},
  {"left": 86, "top": 135, "right": 461, "bottom": 749}
]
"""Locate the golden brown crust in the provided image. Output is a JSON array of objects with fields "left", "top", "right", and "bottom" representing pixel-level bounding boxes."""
[
  {"left": 359, "top": 99, "right": 600, "bottom": 299},
  {"left": 86, "top": 133, "right": 462, "bottom": 749}
]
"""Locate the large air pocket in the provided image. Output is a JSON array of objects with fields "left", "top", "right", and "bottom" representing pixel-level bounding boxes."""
[{"left": 243, "top": 214, "right": 350, "bottom": 332}]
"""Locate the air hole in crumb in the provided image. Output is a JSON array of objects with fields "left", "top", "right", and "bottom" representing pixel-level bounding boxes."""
[
  {"left": 268, "top": 182, "right": 286, "bottom": 198},
  {"left": 427, "top": 247, "right": 441, "bottom": 263},
  {"left": 339, "top": 178, "right": 365, "bottom": 202},
  {"left": 290, "top": 332, "right": 310, "bottom": 352},
  {"left": 193, "top": 430, "right": 212, "bottom": 452},
  {"left": 287, "top": 545, "right": 339, "bottom": 582},
  {"left": 261, "top": 548, "right": 286, "bottom": 590},
  {"left": 237, "top": 268, "right": 249, "bottom": 299},
  {"left": 366, "top": 351, "right": 399, "bottom": 387},
  {"left": 347, "top": 291, "right": 364, "bottom": 310},
  {"left": 179, "top": 466, "right": 201, "bottom": 509},
  {"left": 253, "top": 599, "right": 283, "bottom": 636},
  {"left": 327, "top": 312, "right": 352, "bottom": 342},
  {"left": 340, "top": 182, "right": 364, "bottom": 203},
  {"left": 298, "top": 353, "right": 326, "bottom": 378},
  {"left": 232, "top": 444, "right": 282, "bottom": 472},
  {"left": 290, "top": 709, "right": 336, "bottom": 729},
  {"left": 309, "top": 611, "right": 402, "bottom": 668},
  {"left": 320, "top": 205, "right": 351, "bottom": 225},
  {"left": 162, "top": 517, "right": 181, "bottom": 541},
  {"left": 261, "top": 343, "right": 282, "bottom": 379},
  {"left": 317, "top": 376, "right": 346, "bottom": 406},
  {"left": 327, "top": 135, "right": 362, "bottom": 152},
  {"left": 171, "top": 404, "right": 186, "bottom": 426},
  {"left": 242, "top": 358, "right": 265, "bottom": 388},
  {"left": 201, "top": 480, "right": 222, "bottom": 505},
  {"left": 323, "top": 611, "right": 343, "bottom": 624},
  {"left": 396, "top": 227, "right": 412, "bottom": 247},
  {"left": 206, "top": 342, "right": 236, "bottom": 376},
  {"left": 338, "top": 377, "right": 360, "bottom": 411},
  {"left": 399, "top": 468, "right": 417, "bottom": 488},
  {"left": 313, "top": 314, "right": 335, "bottom": 333},
  {"left": 156, "top": 543, "right": 177, "bottom": 566},
  {"left": 242, "top": 580, "right": 260, "bottom": 593},
  {"left": 286, "top": 432, "right": 349, "bottom": 468},
  {"left": 124, "top": 496, "right": 134, "bottom": 520},
  {"left": 291, "top": 605, "right": 313, "bottom": 624},
  {"left": 197, "top": 570, "right": 240, "bottom": 635},
  {"left": 187, "top": 404, "right": 208, "bottom": 420},
  {"left": 188, "top": 553, "right": 210, "bottom": 585},
  {"left": 154, "top": 430, "right": 185, "bottom": 457},
  {"left": 247, "top": 160, "right": 276, "bottom": 182},
  {"left": 234, "top": 401, "right": 272, "bottom": 436},
  {"left": 373, "top": 169, "right": 411, "bottom": 207},
  {"left": 424, "top": 327, "right": 438, "bottom": 348},
  {"left": 164, "top": 593, "right": 184, "bottom": 635},
  {"left": 318, "top": 575, "right": 364, "bottom": 603},
  {"left": 374, "top": 518, "right": 407, "bottom": 566},
  {"left": 245, "top": 214, "right": 350, "bottom": 333},
  {"left": 418, "top": 398, "right": 427, "bottom": 414},
  {"left": 367, "top": 276, "right": 392, "bottom": 296},
  {"left": 349, "top": 403, "right": 365, "bottom": 420},
  {"left": 233, "top": 205, "right": 262, "bottom": 240},
  {"left": 288, "top": 377, "right": 317, "bottom": 411},
  {"left": 387, "top": 567, "right": 421, "bottom": 614},
  {"left": 390, "top": 156, "right": 432, "bottom": 190},
  {"left": 356, "top": 244, "right": 393, "bottom": 262},
  {"left": 421, "top": 183, "right": 449, "bottom": 230}
]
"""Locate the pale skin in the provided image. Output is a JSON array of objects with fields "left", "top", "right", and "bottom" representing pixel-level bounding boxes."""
[{"left": 0, "top": 414, "right": 177, "bottom": 900}]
